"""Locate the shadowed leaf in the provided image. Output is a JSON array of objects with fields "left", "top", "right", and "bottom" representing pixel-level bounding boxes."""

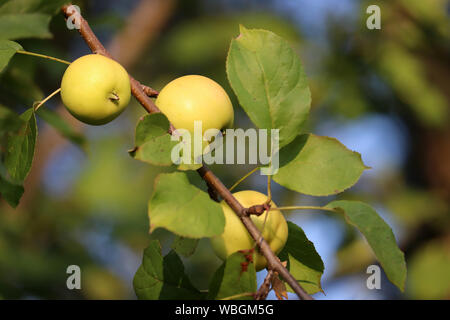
[
  {"left": 171, "top": 236, "right": 199, "bottom": 257},
  {"left": 0, "top": 174, "right": 24, "bottom": 207},
  {"left": 278, "top": 221, "right": 324, "bottom": 295},
  {"left": 133, "top": 240, "right": 204, "bottom": 300}
]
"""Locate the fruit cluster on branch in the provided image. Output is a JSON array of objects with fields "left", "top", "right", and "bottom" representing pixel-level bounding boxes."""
[{"left": 61, "top": 4, "right": 312, "bottom": 300}]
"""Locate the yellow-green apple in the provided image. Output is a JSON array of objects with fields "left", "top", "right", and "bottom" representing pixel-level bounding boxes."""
[
  {"left": 155, "top": 75, "right": 234, "bottom": 134},
  {"left": 60, "top": 54, "right": 131, "bottom": 125},
  {"left": 210, "top": 190, "right": 288, "bottom": 271}
]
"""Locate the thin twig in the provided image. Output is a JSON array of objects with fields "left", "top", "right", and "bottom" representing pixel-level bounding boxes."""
[
  {"left": 61, "top": 4, "right": 313, "bottom": 301},
  {"left": 255, "top": 269, "right": 274, "bottom": 300},
  {"left": 34, "top": 88, "right": 61, "bottom": 111}
]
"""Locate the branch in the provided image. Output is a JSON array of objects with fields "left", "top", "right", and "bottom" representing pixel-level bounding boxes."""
[
  {"left": 61, "top": 4, "right": 313, "bottom": 301},
  {"left": 254, "top": 269, "right": 274, "bottom": 300}
]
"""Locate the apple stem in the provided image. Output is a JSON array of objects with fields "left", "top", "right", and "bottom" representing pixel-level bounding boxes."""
[
  {"left": 16, "top": 50, "right": 71, "bottom": 65},
  {"left": 34, "top": 88, "right": 62, "bottom": 111},
  {"left": 266, "top": 175, "right": 272, "bottom": 203},
  {"left": 229, "top": 166, "right": 260, "bottom": 191},
  {"left": 274, "top": 206, "right": 338, "bottom": 214}
]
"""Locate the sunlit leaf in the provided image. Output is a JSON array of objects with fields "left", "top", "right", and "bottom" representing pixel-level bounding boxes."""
[
  {"left": 326, "top": 200, "right": 407, "bottom": 292},
  {"left": 133, "top": 240, "right": 204, "bottom": 300},
  {"left": 129, "top": 113, "right": 177, "bottom": 166},
  {"left": 273, "top": 134, "right": 367, "bottom": 196},
  {"left": 278, "top": 222, "right": 324, "bottom": 294},
  {"left": 208, "top": 250, "right": 256, "bottom": 300},
  {"left": 0, "top": 39, "right": 22, "bottom": 72},
  {"left": 148, "top": 172, "right": 225, "bottom": 238},
  {"left": 227, "top": 26, "right": 311, "bottom": 148}
]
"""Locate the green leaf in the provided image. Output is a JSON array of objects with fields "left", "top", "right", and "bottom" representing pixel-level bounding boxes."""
[
  {"left": 0, "top": 39, "right": 22, "bottom": 72},
  {"left": 273, "top": 134, "right": 368, "bottom": 196},
  {"left": 133, "top": 240, "right": 204, "bottom": 300},
  {"left": 4, "top": 108, "right": 37, "bottom": 183},
  {"left": 0, "top": 106, "right": 25, "bottom": 161},
  {"left": 208, "top": 250, "right": 256, "bottom": 300},
  {"left": 226, "top": 26, "right": 311, "bottom": 148},
  {"left": 36, "top": 108, "right": 86, "bottom": 149},
  {"left": 148, "top": 172, "right": 225, "bottom": 238},
  {"left": 325, "top": 200, "right": 407, "bottom": 292},
  {"left": 129, "top": 113, "right": 178, "bottom": 166},
  {"left": 278, "top": 221, "right": 324, "bottom": 295},
  {"left": 130, "top": 113, "right": 205, "bottom": 171},
  {"left": 171, "top": 236, "right": 199, "bottom": 258},
  {"left": 0, "top": 0, "right": 69, "bottom": 15},
  {"left": 0, "top": 173, "right": 24, "bottom": 207},
  {"left": 0, "top": 13, "right": 52, "bottom": 40}
]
